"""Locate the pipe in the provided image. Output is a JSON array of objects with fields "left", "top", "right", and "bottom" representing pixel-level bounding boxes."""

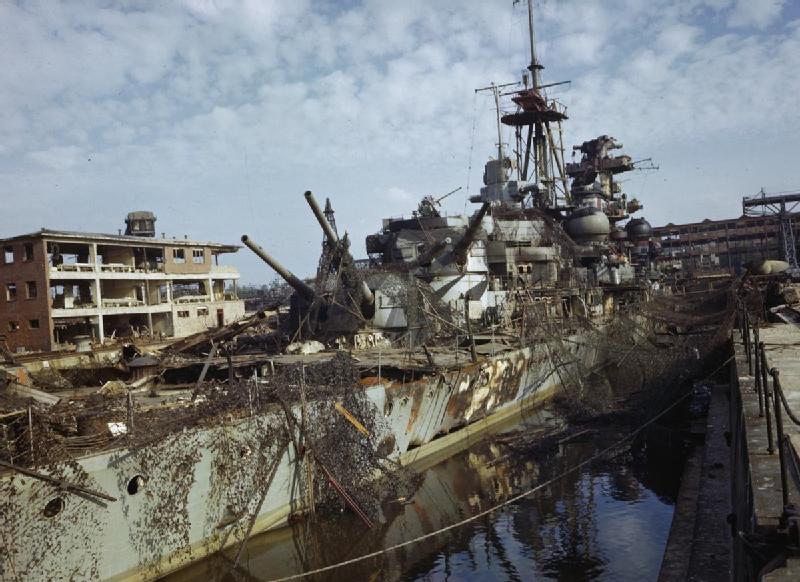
[
  {"left": 304, "top": 190, "right": 339, "bottom": 244},
  {"left": 241, "top": 235, "right": 315, "bottom": 301}
]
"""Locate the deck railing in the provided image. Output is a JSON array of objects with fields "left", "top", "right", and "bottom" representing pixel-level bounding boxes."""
[{"left": 739, "top": 301, "right": 800, "bottom": 539}]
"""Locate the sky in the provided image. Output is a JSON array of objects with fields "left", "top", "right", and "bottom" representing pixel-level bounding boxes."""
[{"left": 1, "top": 0, "right": 799, "bottom": 283}]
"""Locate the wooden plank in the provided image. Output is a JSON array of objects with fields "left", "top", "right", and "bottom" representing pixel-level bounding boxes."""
[{"left": 6, "top": 381, "right": 61, "bottom": 406}]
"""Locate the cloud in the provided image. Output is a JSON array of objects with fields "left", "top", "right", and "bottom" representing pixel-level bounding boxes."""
[
  {"left": 27, "top": 145, "right": 86, "bottom": 171},
  {"left": 384, "top": 187, "right": 415, "bottom": 203},
  {"left": 728, "top": 0, "right": 786, "bottom": 29},
  {"left": 0, "top": 0, "right": 798, "bottom": 281}
]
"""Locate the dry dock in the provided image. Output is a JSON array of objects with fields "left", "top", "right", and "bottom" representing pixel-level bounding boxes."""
[{"left": 731, "top": 320, "right": 800, "bottom": 580}]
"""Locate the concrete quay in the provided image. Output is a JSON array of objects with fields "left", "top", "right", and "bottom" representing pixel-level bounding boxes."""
[{"left": 734, "top": 322, "right": 800, "bottom": 581}]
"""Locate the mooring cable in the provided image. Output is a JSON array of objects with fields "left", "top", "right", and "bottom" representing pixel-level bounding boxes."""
[{"left": 256, "top": 387, "right": 699, "bottom": 582}]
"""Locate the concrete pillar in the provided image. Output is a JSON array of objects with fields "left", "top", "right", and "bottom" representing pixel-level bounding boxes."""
[
  {"left": 97, "top": 315, "right": 105, "bottom": 343},
  {"left": 93, "top": 277, "right": 102, "bottom": 309},
  {"left": 208, "top": 277, "right": 214, "bottom": 301},
  {"left": 94, "top": 275, "right": 104, "bottom": 343},
  {"left": 146, "top": 312, "right": 153, "bottom": 336},
  {"left": 166, "top": 281, "right": 173, "bottom": 304},
  {"left": 89, "top": 243, "right": 98, "bottom": 271}
]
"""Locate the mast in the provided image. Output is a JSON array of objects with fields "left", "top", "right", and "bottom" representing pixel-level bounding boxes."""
[
  {"left": 526, "top": 0, "right": 541, "bottom": 91},
  {"left": 502, "top": 0, "right": 568, "bottom": 209},
  {"left": 492, "top": 83, "right": 504, "bottom": 163},
  {"left": 476, "top": 81, "right": 518, "bottom": 162},
  {"left": 527, "top": 0, "right": 546, "bottom": 191}
]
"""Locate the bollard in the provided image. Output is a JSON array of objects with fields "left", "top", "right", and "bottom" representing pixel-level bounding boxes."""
[
  {"left": 762, "top": 344, "right": 775, "bottom": 454},
  {"left": 770, "top": 368, "right": 791, "bottom": 510},
  {"left": 754, "top": 328, "right": 764, "bottom": 416}
]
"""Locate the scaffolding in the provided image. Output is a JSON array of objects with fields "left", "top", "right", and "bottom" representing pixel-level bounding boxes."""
[{"left": 742, "top": 189, "right": 800, "bottom": 271}]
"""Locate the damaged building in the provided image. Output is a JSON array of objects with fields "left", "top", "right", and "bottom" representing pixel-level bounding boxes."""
[
  {"left": 653, "top": 190, "right": 800, "bottom": 275},
  {"left": 0, "top": 212, "right": 245, "bottom": 353}
]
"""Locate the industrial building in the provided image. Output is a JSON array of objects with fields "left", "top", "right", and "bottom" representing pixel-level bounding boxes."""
[
  {"left": 653, "top": 190, "right": 800, "bottom": 274},
  {"left": 0, "top": 212, "right": 245, "bottom": 353}
]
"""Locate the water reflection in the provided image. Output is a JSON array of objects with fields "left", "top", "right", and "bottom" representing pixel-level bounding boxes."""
[{"left": 166, "top": 422, "right": 682, "bottom": 582}]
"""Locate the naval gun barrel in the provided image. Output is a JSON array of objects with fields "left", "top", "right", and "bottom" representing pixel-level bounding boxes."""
[
  {"left": 409, "top": 237, "right": 453, "bottom": 269},
  {"left": 452, "top": 202, "right": 491, "bottom": 265},
  {"left": 241, "top": 235, "right": 316, "bottom": 302},
  {"left": 303, "top": 190, "right": 375, "bottom": 311},
  {"left": 304, "top": 190, "right": 339, "bottom": 244},
  {"left": 360, "top": 281, "right": 375, "bottom": 310}
]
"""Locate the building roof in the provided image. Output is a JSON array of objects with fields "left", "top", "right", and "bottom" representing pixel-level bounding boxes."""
[
  {"left": 0, "top": 228, "right": 239, "bottom": 253},
  {"left": 653, "top": 211, "right": 800, "bottom": 232}
]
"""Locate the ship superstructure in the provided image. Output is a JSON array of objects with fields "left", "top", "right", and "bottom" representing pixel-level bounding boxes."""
[
  {"left": 247, "top": 1, "right": 658, "bottom": 348},
  {"left": 0, "top": 4, "right": 674, "bottom": 582}
]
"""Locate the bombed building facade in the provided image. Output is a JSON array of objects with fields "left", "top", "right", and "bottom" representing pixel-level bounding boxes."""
[
  {"left": 653, "top": 190, "right": 800, "bottom": 275},
  {"left": 0, "top": 212, "right": 245, "bottom": 353}
]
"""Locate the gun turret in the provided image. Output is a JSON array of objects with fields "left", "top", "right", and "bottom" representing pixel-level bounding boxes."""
[
  {"left": 408, "top": 237, "right": 453, "bottom": 269},
  {"left": 241, "top": 235, "right": 316, "bottom": 302},
  {"left": 452, "top": 202, "right": 490, "bottom": 266},
  {"left": 359, "top": 280, "right": 375, "bottom": 314},
  {"left": 304, "top": 190, "right": 339, "bottom": 245},
  {"left": 304, "top": 191, "right": 375, "bottom": 312}
]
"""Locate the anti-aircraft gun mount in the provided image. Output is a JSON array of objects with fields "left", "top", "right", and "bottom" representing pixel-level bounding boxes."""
[
  {"left": 414, "top": 187, "right": 462, "bottom": 219},
  {"left": 242, "top": 191, "right": 375, "bottom": 343}
]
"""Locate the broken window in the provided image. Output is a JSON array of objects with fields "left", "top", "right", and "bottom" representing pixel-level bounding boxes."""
[
  {"left": 173, "top": 248, "right": 185, "bottom": 263},
  {"left": 6, "top": 283, "right": 17, "bottom": 301},
  {"left": 23, "top": 243, "right": 33, "bottom": 261},
  {"left": 7, "top": 321, "right": 19, "bottom": 332},
  {"left": 172, "top": 281, "right": 204, "bottom": 300},
  {"left": 177, "top": 310, "right": 190, "bottom": 318},
  {"left": 26, "top": 281, "right": 37, "bottom": 299},
  {"left": 192, "top": 249, "right": 204, "bottom": 264},
  {"left": 28, "top": 319, "right": 39, "bottom": 329},
  {"left": 197, "top": 306, "right": 209, "bottom": 316},
  {"left": 4, "top": 246, "right": 13, "bottom": 264}
]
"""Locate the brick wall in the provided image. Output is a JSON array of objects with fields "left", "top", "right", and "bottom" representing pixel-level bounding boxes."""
[{"left": 0, "top": 238, "right": 52, "bottom": 352}]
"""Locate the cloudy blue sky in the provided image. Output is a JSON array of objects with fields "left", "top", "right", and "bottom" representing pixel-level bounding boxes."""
[{"left": 1, "top": 0, "right": 798, "bottom": 282}]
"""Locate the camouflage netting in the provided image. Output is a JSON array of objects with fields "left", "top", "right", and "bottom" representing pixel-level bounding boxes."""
[
  {"left": 267, "top": 354, "right": 420, "bottom": 519},
  {"left": 0, "top": 352, "right": 418, "bottom": 573},
  {"left": 521, "top": 286, "right": 735, "bottom": 421}
]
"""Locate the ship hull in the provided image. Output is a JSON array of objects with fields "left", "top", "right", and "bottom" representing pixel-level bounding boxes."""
[{"left": 0, "top": 334, "right": 599, "bottom": 582}]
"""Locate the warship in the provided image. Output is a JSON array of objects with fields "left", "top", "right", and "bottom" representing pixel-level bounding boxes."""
[{"left": 0, "top": 3, "right": 720, "bottom": 581}]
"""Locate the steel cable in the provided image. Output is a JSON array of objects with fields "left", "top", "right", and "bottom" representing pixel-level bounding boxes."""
[
  {"left": 774, "top": 379, "right": 800, "bottom": 427},
  {"left": 255, "top": 388, "right": 697, "bottom": 582}
]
